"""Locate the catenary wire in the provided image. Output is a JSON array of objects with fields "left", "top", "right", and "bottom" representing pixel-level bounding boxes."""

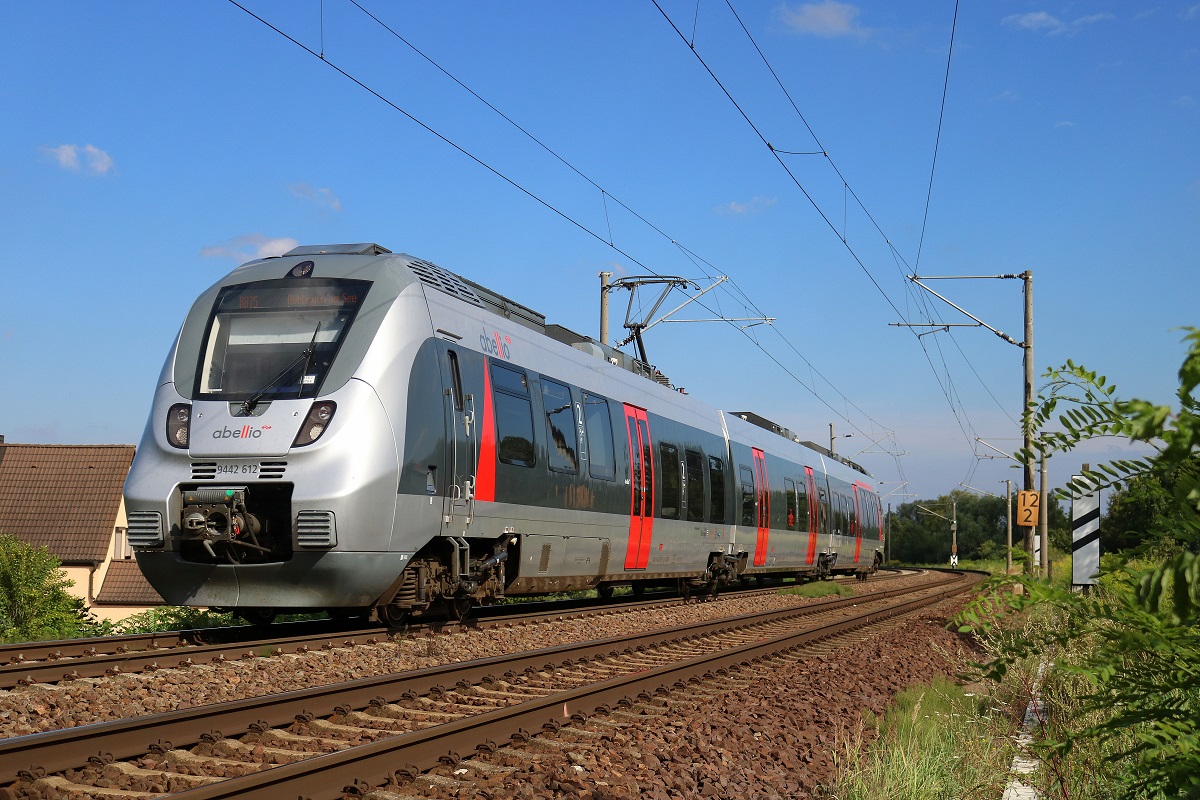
[{"left": 227, "top": 0, "right": 900, "bottom": 458}]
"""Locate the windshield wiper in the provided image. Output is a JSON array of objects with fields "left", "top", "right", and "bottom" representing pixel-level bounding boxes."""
[
  {"left": 239, "top": 323, "right": 321, "bottom": 416},
  {"left": 297, "top": 322, "right": 321, "bottom": 399}
]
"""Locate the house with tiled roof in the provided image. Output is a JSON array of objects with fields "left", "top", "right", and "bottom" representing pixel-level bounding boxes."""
[{"left": 0, "top": 438, "right": 163, "bottom": 621}]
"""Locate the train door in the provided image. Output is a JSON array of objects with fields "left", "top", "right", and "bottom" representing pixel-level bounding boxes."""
[
  {"left": 441, "top": 348, "right": 477, "bottom": 528},
  {"left": 622, "top": 404, "right": 654, "bottom": 570},
  {"left": 751, "top": 448, "right": 770, "bottom": 566},
  {"left": 851, "top": 484, "right": 863, "bottom": 563},
  {"left": 804, "top": 467, "right": 819, "bottom": 564}
]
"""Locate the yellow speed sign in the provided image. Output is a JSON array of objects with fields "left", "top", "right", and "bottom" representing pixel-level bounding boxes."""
[{"left": 1017, "top": 490, "right": 1040, "bottom": 527}]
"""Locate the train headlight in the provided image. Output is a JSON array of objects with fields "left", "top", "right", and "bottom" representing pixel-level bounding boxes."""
[
  {"left": 292, "top": 401, "right": 337, "bottom": 447},
  {"left": 166, "top": 403, "right": 191, "bottom": 449}
]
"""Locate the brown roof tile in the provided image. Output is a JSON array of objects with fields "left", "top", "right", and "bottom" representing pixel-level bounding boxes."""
[
  {"left": 94, "top": 559, "right": 165, "bottom": 606},
  {"left": 0, "top": 443, "right": 135, "bottom": 564}
]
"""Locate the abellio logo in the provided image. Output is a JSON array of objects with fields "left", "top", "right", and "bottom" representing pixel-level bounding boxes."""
[
  {"left": 479, "top": 327, "right": 512, "bottom": 360},
  {"left": 213, "top": 424, "right": 271, "bottom": 440}
]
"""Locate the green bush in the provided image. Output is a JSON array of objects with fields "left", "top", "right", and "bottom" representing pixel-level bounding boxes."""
[{"left": 0, "top": 533, "right": 98, "bottom": 642}]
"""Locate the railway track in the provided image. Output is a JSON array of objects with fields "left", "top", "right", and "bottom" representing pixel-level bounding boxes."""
[
  {"left": 0, "top": 569, "right": 973, "bottom": 799},
  {"left": 0, "top": 572, "right": 905, "bottom": 690}
]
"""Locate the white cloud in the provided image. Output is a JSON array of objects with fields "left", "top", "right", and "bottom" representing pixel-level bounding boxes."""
[
  {"left": 716, "top": 196, "right": 778, "bottom": 215},
  {"left": 1054, "top": 120, "right": 1078, "bottom": 128},
  {"left": 290, "top": 182, "right": 343, "bottom": 213},
  {"left": 1002, "top": 10, "right": 1114, "bottom": 36},
  {"left": 41, "top": 143, "right": 116, "bottom": 175},
  {"left": 200, "top": 234, "right": 299, "bottom": 262},
  {"left": 1184, "top": 5, "right": 1200, "bottom": 20},
  {"left": 778, "top": 2, "right": 869, "bottom": 38}
]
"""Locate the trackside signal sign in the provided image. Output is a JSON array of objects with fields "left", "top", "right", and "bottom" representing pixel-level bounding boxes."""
[{"left": 1017, "top": 491, "right": 1040, "bottom": 527}]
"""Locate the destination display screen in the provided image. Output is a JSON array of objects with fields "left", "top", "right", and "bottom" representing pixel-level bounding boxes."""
[{"left": 215, "top": 281, "right": 369, "bottom": 314}]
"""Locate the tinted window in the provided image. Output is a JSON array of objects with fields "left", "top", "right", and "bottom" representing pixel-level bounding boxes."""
[
  {"left": 708, "top": 457, "right": 726, "bottom": 524},
  {"left": 798, "top": 476, "right": 809, "bottom": 531},
  {"left": 491, "top": 363, "right": 535, "bottom": 468},
  {"left": 541, "top": 378, "right": 578, "bottom": 474},
  {"left": 660, "top": 444, "right": 681, "bottom": 520},
  {"left": 785, "top": 479, "right": 797, "bottom": 530},
  {"left": 196, "top": 278, "right": 371, "bottom": 401},
  {"left": 740, "top": 466, "right": 755, "bottom": 527},
  {"left": 685, "top": 450, "right": 705, "bottom": 523},
  {"left": 582, "top": 393, "right": 615, "bottom": 480}
]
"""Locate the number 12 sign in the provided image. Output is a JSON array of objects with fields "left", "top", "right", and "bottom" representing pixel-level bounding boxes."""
[{"left": 1017, "top": 490, "right": 1040, "bottom": 527}]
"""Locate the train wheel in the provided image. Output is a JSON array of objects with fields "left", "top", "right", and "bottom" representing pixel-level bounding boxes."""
[
  {"left": 377, "top": 604, "right": 409, "bottom": 629},
  {"left": 448, "top": 596, "right": 475, "bottom": 621},
  {"left": 239, "top": 608, "right": 276, "bottom": 626},
  {"left": 596, "top": 584, "right": 614, "bottom": 599}
]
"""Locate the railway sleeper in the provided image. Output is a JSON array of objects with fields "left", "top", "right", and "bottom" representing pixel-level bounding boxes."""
[
  {"left": 31, "top": 775, "right": 159, "bottom": 799},
  {"left": 334, "top": 709, "right": 428, "bottom": 732},
  {"left": 254, "top": 726, "right": 351, "bottom": 751},
  {"left": 294, "top": 716, "right": 395, "bottom": 742},
  {"left": 362, "top": 701, "right": 465, "bottom": 724},
  {"left": 164, "top": 747, "right": 261, "bottom": 776},
  {"left": 208, "top": 736, "right": 316, "bottom": 765}
]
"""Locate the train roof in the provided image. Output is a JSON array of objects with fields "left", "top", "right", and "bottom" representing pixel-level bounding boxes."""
[{"left": 267, "top": 244, "right": 867, "bottom": 477}]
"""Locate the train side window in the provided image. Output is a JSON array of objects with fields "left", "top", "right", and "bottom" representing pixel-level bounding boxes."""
[
  {"left": 582, "top": 393, "right": 615, "bottom": 480},
  {"left": 708, "top": 457, "right": 726, "bottom": 524},
  {"left": 659, "top": 443, "right": 681, "bottom": 519},
  {"left": 540, "top": 378, "right": 578, "bottom": 474},
  {"left": 798, "top": 477, "right": 809, "bottom": 531},
  {"left": 785, "top": 478, "right": 797, "bottom": 530},
  {"left": 740, "top": 466, "right": 755, "bottom": 527},
  {"left": 685, "top": 449, "right": 705, "bottom": 522},
  {"left": 491, "top": 363, "right": 535, "bottom": 468},
  {"left": 448, "top": 350, "right": 464, "bottom": 412},
  {"left": 818, "top": 487, "right": 830, "bottom": 534}
]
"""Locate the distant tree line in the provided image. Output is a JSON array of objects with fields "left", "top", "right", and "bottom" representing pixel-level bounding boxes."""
[{"left": 889, "top": 448, "right": 1196, "bottom": 564}]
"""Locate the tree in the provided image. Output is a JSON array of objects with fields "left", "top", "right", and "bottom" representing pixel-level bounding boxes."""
[
  {"left": 0, "top": 533, "right": 94, "bottom": 642},
  {"left": 889, "top": 489, "right": 1068, "bottom": 563}
]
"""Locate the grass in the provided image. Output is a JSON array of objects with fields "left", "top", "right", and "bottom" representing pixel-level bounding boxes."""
[
  {"left": 780, "top": 581, "right": 854, "bottom": 599},
  {"left": 825, "top": 676, "right": 1014, "bottom": 800}
]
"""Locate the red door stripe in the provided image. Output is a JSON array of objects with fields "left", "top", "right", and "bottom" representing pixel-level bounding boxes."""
[
  {"left": 475, "top": 361, "right": 496, "bottom": 502},
  {"left": 805, "top": 468, "right": 818, "bottom": 565},
  {"left": 622, "top": 405, "right": 653, "bottom": 570},
  {"left": 852, "top": 484, "right": 863, "bottom": 563},
  {"left": 752, "top": 448, "right": 769, "bottom": 567}
]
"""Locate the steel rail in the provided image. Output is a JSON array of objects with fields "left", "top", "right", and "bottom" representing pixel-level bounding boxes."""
[
  {"left": 0, "top": 576, "right": 892, "bottom": 689},
  {"left": 0, "top": 572, "right": 961, "bottom": 782},
  {"left": 170, "top": 575, "right": 974, "bottom": 799}
]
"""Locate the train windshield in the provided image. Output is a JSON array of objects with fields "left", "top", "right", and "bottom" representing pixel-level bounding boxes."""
[{"left": 194, "top": 278, "right": 372, "bottom": 402}]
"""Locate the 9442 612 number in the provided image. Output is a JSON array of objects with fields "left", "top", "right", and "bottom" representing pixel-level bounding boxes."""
[{"left": 215, "top": 463, "right": 258, "bottom": 475}]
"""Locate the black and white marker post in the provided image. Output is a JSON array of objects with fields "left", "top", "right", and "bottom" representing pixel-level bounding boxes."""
[{"left": 1071, "top": 467, "right": 1101, "bottom": 590}]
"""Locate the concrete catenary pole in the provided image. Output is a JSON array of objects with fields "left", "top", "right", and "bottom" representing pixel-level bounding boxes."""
[
  {"left": 1022, "top": 270, "right": 1036, "bottom": 571},
  {"left": 599, "top": 271, "right": 613, "bottom": 345}
]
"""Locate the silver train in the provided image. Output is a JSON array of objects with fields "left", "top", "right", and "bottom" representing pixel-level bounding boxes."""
[{"left": 124, "top": 243, "right": 884, "bottom": 623}]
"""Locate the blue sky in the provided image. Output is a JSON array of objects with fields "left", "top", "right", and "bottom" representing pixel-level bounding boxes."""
[{"left": 1, "top": 1, "right": 1197, "bottom": 504}]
